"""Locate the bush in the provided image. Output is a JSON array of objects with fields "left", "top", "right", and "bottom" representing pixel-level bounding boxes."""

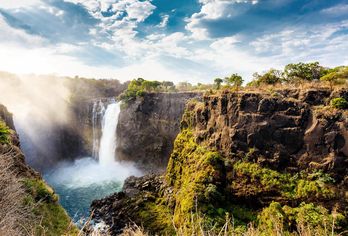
[
  {"left": 330, "top": 98, "right": 348, "bottom": 109},
  {"left": 0, "top": 120, "right": 11, "bottom": 144}
]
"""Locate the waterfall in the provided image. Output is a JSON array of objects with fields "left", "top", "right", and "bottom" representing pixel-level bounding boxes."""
[
  {"left": 92, "top": 100, "right": 106, "bottom": 159},
  {"left": 98, "top": 102, "right": 120, "bottom": 165}
]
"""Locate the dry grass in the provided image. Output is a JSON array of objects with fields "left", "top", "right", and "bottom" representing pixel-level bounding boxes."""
[
  {"left": 0, "top": 146, "right": 33, "bottom": 236},
  {"left": 241, "top": 80, "right": 348, "bottom": 95},
  {"left": 115, "top": 211, "right": 346, "bottom": 236}
]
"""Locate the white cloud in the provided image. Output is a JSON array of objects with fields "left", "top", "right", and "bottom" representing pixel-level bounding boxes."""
[
  {"left": 0, "top": 0, "right": 42, "bottom": 9},
  {"left": 0, "top": 15, "right": 45, "bottom": 46},
  {"left": 321, "top": 4, "right": 348, "bottom": 16},
  {"left": 158, "top": 15, "right": 169, "bottom": 28},
  {"left": 249, "top": 21, "right": 348, "bottom": 66},
  {"left": 185, "top": 0, "right": 257, "bottom": 39}
]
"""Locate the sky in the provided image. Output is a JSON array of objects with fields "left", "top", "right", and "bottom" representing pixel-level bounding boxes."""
[{"left": 0, "top": 0, "right": 347, "bottom": 83}]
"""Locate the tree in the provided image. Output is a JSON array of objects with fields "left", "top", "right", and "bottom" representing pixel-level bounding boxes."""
[
  {"left": 162, "top": 81, "right": 175, "bottom": 91},
  {"left": 214, "top": 78, "right": 223, "bottom": 89},
  {"left": 253, "top": 69, "right": 283, "bottom": 85},
  {"left": 284, "top": 62, "right": 328, "bottom": 83},
  {"left": 142, "top": 80, "right": 161, "bottom": 92},
  {"left": 224, "top": 73, "right": 243, "bottom": 89},
  {"left": 177, "top": 82, "right": 193, "bottom": 91},
  {"left": 320, "top": 72, "right": 338, "bottom": 90}
]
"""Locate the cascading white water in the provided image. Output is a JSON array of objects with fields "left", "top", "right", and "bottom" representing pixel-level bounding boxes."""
[
  {"left": 98, "top": 102, "right": 120, "bottom": 164},
  {"left": 45, "top": 100, "right": 141, "bottom": 222},
  {"left": 92, "top": 100, "right": 106, "bottom": 159}
]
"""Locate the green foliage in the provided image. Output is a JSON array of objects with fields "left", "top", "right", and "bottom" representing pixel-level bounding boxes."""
[
  {"left": 214, "top": 78, "right": 223, "bottom": 89},
  {"left": 0, "top": 120, "right": 11, "bottom": 144},
  {"left": 23, "top": 178, "right": 78, "bottom": 236},
  {"left": 250, "top": 69, "right": 283, "bottom": 86},
  {"left": 284, "top": 62, "right": 328, "bottom": 82},
  {"left": 166, "top": 129, "right": 225, "bottom": 228},
  {"left": 232, "top": 161, "right": 335, "bottom": 200},
  {"left": 258, "top": 202, "right": 346, "bottom": 235},
  {"left": 224, "top": 73, "right": 243, "bottom": 88},
  {"left": 320, "top": 72, "right": 344, "bottom": 89},
  {"left": 331, "top": 97, "right": 348, "bottom": 109},
  {"left": 23, "top": 179, "right": 58, "bottom": 203},
  {"left": 138, "top": 201, "right": 175, "bottom": 235}
]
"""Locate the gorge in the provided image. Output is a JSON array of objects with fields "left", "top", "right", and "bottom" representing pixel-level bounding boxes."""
[{"left": 1, "top": 74, "right": 348, "bottom": 235}]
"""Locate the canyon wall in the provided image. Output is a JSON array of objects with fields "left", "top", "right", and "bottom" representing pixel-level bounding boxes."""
[
  {"left": 116, "top": 92, "right": 201, "bottom": 172},
  {"left": 92, "top": 88, "right": 348, "bottom": 235}
]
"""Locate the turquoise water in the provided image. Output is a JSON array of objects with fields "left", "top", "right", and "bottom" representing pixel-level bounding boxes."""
[{"left": 44, "top": 157, "right": 141, "bottom": 222}]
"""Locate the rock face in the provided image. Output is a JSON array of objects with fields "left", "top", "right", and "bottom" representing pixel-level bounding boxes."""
[
  {"left": 116, "top": 92, "right": 201, "bottom": 172},
  {"left": 91, "top": 174, "right": 164, "bottom": 234},
  {"left": 91, "top": 89, "right": 348, "bottom": 235},
  {"left": 189, "top": 89, "right": 348, "bottom": 174}
]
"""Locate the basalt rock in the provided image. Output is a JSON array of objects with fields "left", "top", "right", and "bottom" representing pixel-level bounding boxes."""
[
  {"left": 116, "top": 92, "right": 202, "bottom": 172},
  {"left": 91, "top": 174, "right": 164, "bottom": 235}
]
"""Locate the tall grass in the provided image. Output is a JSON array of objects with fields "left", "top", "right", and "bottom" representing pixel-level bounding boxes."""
[{"left": 0, "top": 146, "right": 32, "bottom": 235}]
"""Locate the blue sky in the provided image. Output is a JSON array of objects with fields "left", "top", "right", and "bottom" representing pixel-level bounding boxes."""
[{"left": 0, "top": 0, "right": 347, "bottom": 83}]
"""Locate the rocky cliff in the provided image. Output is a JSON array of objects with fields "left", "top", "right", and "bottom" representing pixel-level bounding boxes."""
[
  {"left": 0, "top": 104, "right": 78, "bottom": 235},
  {"left": 92, "top": 88, "right": 348, "bottom": 235},
  {"left": 116, "top": 92, "right": 201, "bottom": 172}
]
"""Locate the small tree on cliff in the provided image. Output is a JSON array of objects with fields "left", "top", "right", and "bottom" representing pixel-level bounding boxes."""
[
  {"left": 214, "top": 78, "right": 223, "bottom": 89},
  {"left": 224, "top": 73, "right": 243, "bottom": 91}
]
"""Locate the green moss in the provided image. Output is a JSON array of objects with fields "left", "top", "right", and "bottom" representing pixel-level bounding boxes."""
[
  {"left": 23, "top": 179, "right": 58, "bottom": 202},
  {"left": 138, "top": 201, "right": 175, "bottom": 235},
  {"left": 0, "top": 120, "right": 11, "bottom": 144},
  {"left": 258, "top": 202, "right": 346, "bottom": 235},
  {"left": 331, "top": 97, "right": 348, "bottom": 109},
  {"left": 166, "top": 129, "right": 225, "bottom": 228},
  {"left": 232, "top": 161, "right": 335, "bottom": 200},
  {"left": 23, "top": 178, "right": 78, "bottom": 236}
]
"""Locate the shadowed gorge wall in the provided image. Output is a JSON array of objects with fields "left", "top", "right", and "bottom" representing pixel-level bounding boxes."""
[{"left": 116, "top": 92, "right": 202, "bottom": 172}]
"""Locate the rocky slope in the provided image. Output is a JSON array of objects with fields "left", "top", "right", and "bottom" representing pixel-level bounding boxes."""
[
  {"left": 0, "top": 104, "right": 78, "bottom": 235},
  {"left": 92, "top": 88, "right": 348, "bottom": 235},
  {"left": 116, "top": 92, "right": 201, "bottom": 172}
]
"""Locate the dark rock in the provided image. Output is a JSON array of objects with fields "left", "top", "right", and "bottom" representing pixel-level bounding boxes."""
[{"left": 116, "top": 92, "right": 202, "bottom": 172}]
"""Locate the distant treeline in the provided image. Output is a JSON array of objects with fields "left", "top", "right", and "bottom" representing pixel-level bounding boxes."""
[{"left": 119, "top": 62, "right": 348, "bottom": 102}]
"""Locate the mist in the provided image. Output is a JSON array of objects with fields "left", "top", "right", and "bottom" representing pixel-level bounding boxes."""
[{"left": 0, "top": 71, "right": 72, "bottom": 168}]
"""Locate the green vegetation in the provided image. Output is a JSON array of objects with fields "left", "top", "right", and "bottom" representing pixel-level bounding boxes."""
[
  {"left": 283, "top": 62, "right": 328, "bottom": 82},
  {"left": 233, "top": 161, "right": 335, "bottom": 200},
  {"left": 119, "top": 78, "right": 177, "bottom": 102},
  {"left": 214, "top": 78, "right": 223, "bottom": 89},
  {"left": 138, "top": 201, "right": 175, "bottom": 235},
  {"left": 224, "top": 73, "right": 243, "bottom": 89},
  {"left": 258, "top": 202, "right": 346, "bottom": 235},
  {"left": 0, "top": 120, "right": 11, "bottom": 144},
  {"left": 251, "top": 69, "right": 283, "bottom": 86},
  {"left": 331, "top": 97, "right": 348, "bottom": 109},
  {"left": 247, "top": 63, "right": 348, "bottom": 88},
  {"left": 23, "top": 178, "right": 78, "bottom": 236},
  {"left": 166, "top": 129, "right": 226, "bottom": 228}
]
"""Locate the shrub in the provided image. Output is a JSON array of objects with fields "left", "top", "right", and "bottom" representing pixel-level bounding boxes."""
[
  {"left": 331, "top": 97, "right": 348, "bottom": 109},
  {"left": 232, "top": 161, "right": 335, "bottom": 200},
  {"left": 258, "top": 202, "right": 346, "bottom": 235},
  {"left": 0, "top": 120, "right": 11, "bottom": 144}
]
